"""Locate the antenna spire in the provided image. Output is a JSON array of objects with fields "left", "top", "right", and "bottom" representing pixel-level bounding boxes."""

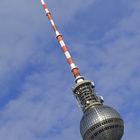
[{"left": 40, "top": 0, "right": 84, "bottom": 83}]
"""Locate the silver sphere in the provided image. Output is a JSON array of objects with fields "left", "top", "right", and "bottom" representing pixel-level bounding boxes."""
[{"left": 80, "top": 105, "right": 124, "bottom": 140}]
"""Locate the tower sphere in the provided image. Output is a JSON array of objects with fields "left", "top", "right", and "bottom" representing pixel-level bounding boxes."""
[{"left": 80, "top": 105, "right": 124, "bottom": 140}]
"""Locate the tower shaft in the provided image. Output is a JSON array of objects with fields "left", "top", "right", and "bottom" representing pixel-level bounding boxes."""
[{"left": 39, "top": 1, "right": 124, "bottom": 140}]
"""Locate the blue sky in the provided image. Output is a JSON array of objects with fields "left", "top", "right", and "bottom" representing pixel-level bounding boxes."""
[{"left": 0, "top": 0, "right": 140, "bottom": 139}]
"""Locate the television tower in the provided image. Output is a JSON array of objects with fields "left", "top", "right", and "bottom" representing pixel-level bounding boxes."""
[{"left": 40, "top": 1, "right": 124, "bottom": 140}]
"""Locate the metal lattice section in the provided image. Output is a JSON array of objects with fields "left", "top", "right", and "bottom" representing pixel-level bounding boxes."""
[{"left": 72, "top": 80, "right": 101, "bottom": 112}]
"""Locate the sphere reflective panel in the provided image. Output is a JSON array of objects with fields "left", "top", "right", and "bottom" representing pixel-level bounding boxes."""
[{"left": 80, "top": 105, "right": 124, "bottom": 140}]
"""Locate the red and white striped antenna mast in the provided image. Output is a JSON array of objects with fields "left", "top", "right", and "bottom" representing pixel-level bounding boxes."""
[{"left": 40, "top": 0, "right": 84, "bottom": 83}]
